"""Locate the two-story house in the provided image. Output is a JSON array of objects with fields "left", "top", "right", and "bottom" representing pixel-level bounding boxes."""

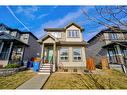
[
  {"left": 0, "top": 24, "right": 41, "bottom": 67},
  {"left": 87, "top": 26, "right": 127, "bottom": 69},
  {"left": 38, "top": 23, "right": 87, "bottom": 73}
]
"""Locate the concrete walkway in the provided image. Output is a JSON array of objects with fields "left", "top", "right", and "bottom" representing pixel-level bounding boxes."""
[{"left": 16, "top": 74, "right": 50, "bottom": 89}]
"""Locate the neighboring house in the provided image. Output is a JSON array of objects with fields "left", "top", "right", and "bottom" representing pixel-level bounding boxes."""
[
  {"left": 38, "top": 23, "right": 87, "bottom": 73},
  {"left": 0, "top": 24, "right": 41, "bottom": 67},
  {"left": 86, "top": 26, "right": 127, "bottom": 68}
]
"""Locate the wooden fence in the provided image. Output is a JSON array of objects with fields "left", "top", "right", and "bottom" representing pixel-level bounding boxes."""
[
  {"left": 101, "top": 56, "right": 109, "bottom": 69},
  {"left": 86, "top": 56, "right": 109, "bottom": 71},
  {"left": 86, "top": 57, "right": 96, "bottom": 71}
]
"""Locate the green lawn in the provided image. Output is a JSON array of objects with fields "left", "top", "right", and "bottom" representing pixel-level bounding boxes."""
[
  {"left": 0, "top": 70, "right": 36, "bottom": 89},
  {"left": 43, "top": 70, "right": 127, "bottom": 89}
]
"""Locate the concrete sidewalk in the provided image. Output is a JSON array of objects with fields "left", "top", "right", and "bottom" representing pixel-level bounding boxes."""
[{"left": 16, "top": 74, "right": 50, "bottom": 89}]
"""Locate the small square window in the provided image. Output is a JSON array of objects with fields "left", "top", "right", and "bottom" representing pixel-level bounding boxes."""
[
  {"left": 64, "top": 69, "right": 68, "bottom": 72},
  {"left": 73, "top": 69, "right": 77, "bottom": 72}
]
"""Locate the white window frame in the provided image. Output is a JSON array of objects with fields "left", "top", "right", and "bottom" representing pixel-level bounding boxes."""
[
  {"left": 60, "top": 48, "right": 68, "bottom": 61},
  {"left": 111, "top": 33, "right": 118, "bottom": 40},
  {"left": 68, "top": 30, "right": 79, "bottom": 38},
  {"left": 73, "top": 48, "right": 82, "bottom": 61},
  {"left": 51, "top": 32, "right": 61, "bottom": 38}
]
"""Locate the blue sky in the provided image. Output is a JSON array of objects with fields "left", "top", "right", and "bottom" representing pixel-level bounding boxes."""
[{"left": 0, "top": 6, "right": 108, "bottom": 41}]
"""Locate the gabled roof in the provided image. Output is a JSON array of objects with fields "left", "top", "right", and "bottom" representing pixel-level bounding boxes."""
[
  {"left": 0, "top": 32, "right": 15, "bottom": 40},
  {"left": 0, "top": 32, "right": 29, "bottom": 46},
  {"left": 38, "top": 33, "right": 59, "bottom": 44},
  {"left": 65, "top": 23, "right": 84, "bottom": 31},
  {"left": 0, "top": 23, "right": 21, "bottom": 32},
  {"left": 44, "top": 28, "right": 65, "bottom": 32},
  {"left": 21, "top": 31, "right": 38, "bottom": 40},
  {"left": 87, "top": 26, "right": 127, "bottom": 43},
  {"left": 44, "top": 22, "right": 84, "bottom": 32},
  {"left": 0, "top": 23, "right": 38, "bottom": 40}
]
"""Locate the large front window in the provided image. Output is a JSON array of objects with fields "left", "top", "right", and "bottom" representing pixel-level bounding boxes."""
[
  {"left": 68, "top": 30, "right": 79, "bottom": 38},
  {"left": 73, "top": 48, "right": 81, "bottom": 61},
  {"left": 60, "top": 48, "right": 68, "bottom": 61}
]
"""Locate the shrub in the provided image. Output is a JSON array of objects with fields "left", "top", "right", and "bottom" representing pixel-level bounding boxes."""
[{"left": 5, "top": 64, "right": 21, "bottom": 68}]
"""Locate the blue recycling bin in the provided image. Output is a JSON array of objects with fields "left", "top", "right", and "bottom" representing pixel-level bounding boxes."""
[{"left": 33, "top": 62, "right": 40, "bottom": 72}]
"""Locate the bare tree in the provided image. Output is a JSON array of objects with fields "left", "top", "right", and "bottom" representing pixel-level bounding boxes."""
[{"left": 82, "top": 6, "right": 127, "bottom": 32}]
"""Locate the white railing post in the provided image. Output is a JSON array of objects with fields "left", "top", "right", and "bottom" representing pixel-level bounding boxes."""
[{"left": 0, "top": 42, "right": 4, "bottom": 54}]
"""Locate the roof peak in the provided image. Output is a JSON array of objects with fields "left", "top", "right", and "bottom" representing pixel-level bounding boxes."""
[{"left": 44, "top": 22, "right": 84, "bottom": 32}]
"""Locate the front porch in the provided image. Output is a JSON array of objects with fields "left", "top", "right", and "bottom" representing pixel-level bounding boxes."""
[
  {"left": 0, "top": 41, "right": 27, "bottom": 67},
  {"left": 0, "top": 32, "right": 28, "bottom": 67},
  {"left": 103, "top": 42, "right": 127, "bottom": 67},
  {"left": 40, "top": 43, "right": 57, "bottom": 73}
]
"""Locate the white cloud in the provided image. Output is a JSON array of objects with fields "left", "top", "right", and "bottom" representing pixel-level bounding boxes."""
[
  {"left": 42, "top": 9, "right": 82, "bottom": 28},
  {"left": 16, "top": 6, "right": 39, "bottom": 19},
  {"left": 34, "top": 6, "right": 94, "bottom": 38},
  {"left": 37, "top": 13, "right": 49, "bottom": 19},
  {"left": 34, "top": 8, "right": 83, "bottom": 38}
]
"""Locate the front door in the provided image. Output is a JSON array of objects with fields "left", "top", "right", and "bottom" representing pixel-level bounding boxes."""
[{"left": 48, "top": 49, "right": 53, "bottom": 63}]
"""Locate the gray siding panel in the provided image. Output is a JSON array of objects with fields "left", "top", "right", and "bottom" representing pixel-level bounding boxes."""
[
  {"left": 86, "top": 35, "right": 107, "bottom": 65},
  {"left": 23, "top": 34, "right": 41, "bottom": 61}
]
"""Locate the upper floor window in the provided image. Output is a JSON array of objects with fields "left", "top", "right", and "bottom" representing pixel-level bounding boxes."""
[
  {"left": 23, "top": 34, "right": 28, "bottom": 40},
  {"left": 68, "top": 30, "right": 79, "bottom": 38},
  {"left": 110, "top": 33, "right": 118, "bottom": 40},
  {"left": 51, "top": 32, "right": 61, "bottom": 38},
  {"left": 73, "top": 48, "right": 81, "bottom": 61},
  {"left": 10, "top": 31, "right": 16, "bottom": 37},
  {"left": 60, "top": 48, "right": 68, "bottom": 61}
]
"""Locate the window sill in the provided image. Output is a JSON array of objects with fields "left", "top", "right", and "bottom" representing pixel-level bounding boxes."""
[
  {"left": 67, "top": 37, "right": 80, "bottom": 38},
  {"left": 60, "top": 60, "right": 69, "bottom": 62},
  {"left": 73, "top": 60, "right": 82, "bottom": 62}
]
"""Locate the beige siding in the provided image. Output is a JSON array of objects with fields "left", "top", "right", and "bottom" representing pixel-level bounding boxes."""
[
  {"left": 47, "top": 32, "right": 66, "bottom": 41},
  {"left": 59, "top": 32, "right": 66, "bottom": 41},
  {"left": 43, "top": 37, "right": 55, "bottom": 43},
  {"left": 104, "top": 33, "right": 111, "bottom": 44},
  {"left": 117, "top": 33, "right": 125, "bottom": 39},
  {"left": 66, "top": 25, "right": 83, "bottom": 42},
  {"left": 57, "top": 46, "right": 86, "bottom": 67},
  {"left": 104, "top": 33, "right": 125, "bottom": 44}
]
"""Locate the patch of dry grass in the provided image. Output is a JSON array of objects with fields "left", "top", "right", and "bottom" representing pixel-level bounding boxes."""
[
  {"left": 0, "top": 70, "right": 36, "bottom": 89},
  {"left": 43, "top": 70, "right": 127, "bottom": 89}
]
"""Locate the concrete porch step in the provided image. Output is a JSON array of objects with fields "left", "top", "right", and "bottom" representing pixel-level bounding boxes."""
[
  {"left": 41, "top": 63, "right": 51, "bottom": 66},
  {"left": 38, "top": 72, "right": 50, "bottom": 74},
  {"left": 40, "top": 65, "right": 51, "bottom": 68},
  {"left": 39, "top": 69, "right": 50, "bottom": 72},
  {"left": 40, "top": 68, "right": 51, "bottom": 70}
]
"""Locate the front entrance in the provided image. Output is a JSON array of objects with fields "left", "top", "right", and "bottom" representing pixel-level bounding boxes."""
[
  {"left": 47, "top": 48, "right": 53, "bottom": 63},
  {"left": 43, "top": 46, "right": 53, "bottom": 64}
]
